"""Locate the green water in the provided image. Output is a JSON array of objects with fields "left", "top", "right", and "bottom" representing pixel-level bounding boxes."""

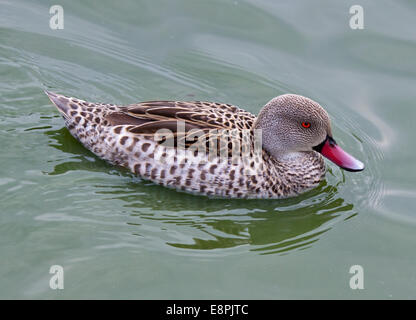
[{"left": 1, "top": 0, "right": 415, "bottom": 299}]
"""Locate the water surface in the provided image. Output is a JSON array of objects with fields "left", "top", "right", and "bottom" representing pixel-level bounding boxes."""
[{"left": 1, "top": 0, "right": 415, "bottom": 299}]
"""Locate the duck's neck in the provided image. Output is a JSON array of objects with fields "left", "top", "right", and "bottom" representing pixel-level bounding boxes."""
[
  {"left": 264, "top": 150, "right": 326, "bottom": 197},
  {"left": 272, "top": 150, "right": 325, "bottom": 181},
  {"left": 273, "top": 151, "right": 307, "bottom": 163}
]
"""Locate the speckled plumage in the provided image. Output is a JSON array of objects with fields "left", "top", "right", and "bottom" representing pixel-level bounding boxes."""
[{"left": 46, "top": 91, "right": 326, "bottom": 199}]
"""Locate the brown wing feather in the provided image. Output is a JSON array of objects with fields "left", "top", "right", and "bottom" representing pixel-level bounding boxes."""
[
  {"left": 108, "top": 100, "right": 256, "bottom": 131},
  {"left": 104, "top": 100, "right": 256, "bottom": 155},
  {"left": 128, "top": 120, "right": 207, "bottom": 134}
]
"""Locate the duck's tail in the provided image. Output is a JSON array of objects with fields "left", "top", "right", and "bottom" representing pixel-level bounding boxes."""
[
  {"left": 45, "top": 91, "right": 87, "bottom": 120},
  {"left": 45, "top": 91, "right": 112, "bottom": 151}
]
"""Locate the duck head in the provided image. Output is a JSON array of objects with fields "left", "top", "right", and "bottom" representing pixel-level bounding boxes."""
[{"left": 254, "top": 94, "right": 364, "bottom": 172}]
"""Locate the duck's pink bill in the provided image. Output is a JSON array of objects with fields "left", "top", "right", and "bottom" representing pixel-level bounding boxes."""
[{"left": 320, "top": 139, "right": 365, "bottom": 172}]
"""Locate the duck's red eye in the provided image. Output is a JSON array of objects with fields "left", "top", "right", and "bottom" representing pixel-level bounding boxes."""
[{"left": 302, "top": 122, "right": 311, "bottom": 128}]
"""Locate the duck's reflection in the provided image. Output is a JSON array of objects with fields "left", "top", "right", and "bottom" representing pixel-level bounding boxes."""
[
  {"left": 46, "top": 128, "right": 356, "bottom": 255},
  {"left": 119, "top": 183, "right": 353, "bottom": 255}
]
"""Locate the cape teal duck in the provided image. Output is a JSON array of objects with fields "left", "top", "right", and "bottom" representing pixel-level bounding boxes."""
[{"left": 46, "top": 91, "right": 364, "bottom": 198}]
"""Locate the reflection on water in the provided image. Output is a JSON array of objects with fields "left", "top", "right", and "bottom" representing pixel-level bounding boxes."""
[
  {"left": 46, "top": 127, "right": 112, "bottom": 174},
  {"left": 46, "top": 127, "right": 356, "bottom": 255},
  {"left": 126, "top": 185, "right": 353, "bottom": 255}
]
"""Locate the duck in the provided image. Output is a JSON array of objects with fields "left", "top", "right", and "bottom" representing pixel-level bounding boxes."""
[{"left": 45, "top": 91, "right": 364, "bottom": 199}]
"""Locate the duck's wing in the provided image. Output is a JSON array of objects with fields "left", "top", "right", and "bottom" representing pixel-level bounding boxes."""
[
  {"left": 107, "top": 100, "right": 256, "bottom": 132},
  {"left": 105, "top": 101, "right": 257, "bottom": 151}
]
